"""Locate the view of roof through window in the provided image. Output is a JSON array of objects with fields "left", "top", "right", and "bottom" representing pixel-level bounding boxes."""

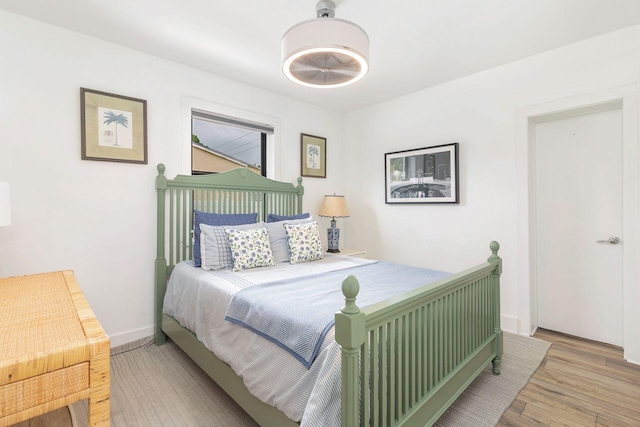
[{"left": 192, "top": 116, "right": 262, "bottom": 173}]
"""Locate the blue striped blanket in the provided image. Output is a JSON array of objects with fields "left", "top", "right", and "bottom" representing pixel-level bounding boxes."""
[{"left": 224, "top": 261, "right": 450, "bottom": 368}]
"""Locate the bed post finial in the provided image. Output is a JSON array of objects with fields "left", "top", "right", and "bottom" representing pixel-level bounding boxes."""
[
  {"left": 295, "top": 177, "right": 304, "bottom": 208},
  {"left": 341, "top": 274, "right": 360, "bottom": 314},
  {"left": 156, "top": 164, "right": 167, "bottom": 191},
  {"left": 488, "top": 240, "right": 501, "bottom": 275}
]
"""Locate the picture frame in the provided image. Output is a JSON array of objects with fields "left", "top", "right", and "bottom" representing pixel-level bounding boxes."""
[
  {"left": 300, "top": 133, "right": 326, "bottom": 178},
  {"left": 81, "top": 88, "right": 147, "bottom": 164},
  {"left": 385, "top": 142, "right": 459, "bottom": 204}
]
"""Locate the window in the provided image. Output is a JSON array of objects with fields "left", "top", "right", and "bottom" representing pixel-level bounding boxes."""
[{"left": 191, "top": 109, "right": 272, "bottom": 176}]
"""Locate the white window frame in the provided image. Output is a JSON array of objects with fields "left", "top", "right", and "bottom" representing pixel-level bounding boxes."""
[{"left": 180, "top": 96, "right": 281, "bottom": 179}]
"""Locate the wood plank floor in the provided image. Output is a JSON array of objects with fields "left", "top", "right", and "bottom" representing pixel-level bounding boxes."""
[{"left": 498, "top": 328, "right": 640, "bottom": 427}]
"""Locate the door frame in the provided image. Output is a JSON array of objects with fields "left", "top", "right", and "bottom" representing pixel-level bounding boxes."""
[{"left": 515, "top": 84, "right": 640, "bottom": 363}]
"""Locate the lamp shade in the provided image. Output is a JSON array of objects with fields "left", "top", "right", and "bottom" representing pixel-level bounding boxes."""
[
  {"left": 281, "top": 1, "right": 369, "bottom": 88},
  {"left": 0, "top": 182, "right": 10, "bottom": 226},
  {"left": 319, "top": 195, "right": 349, "bottom": 218}
]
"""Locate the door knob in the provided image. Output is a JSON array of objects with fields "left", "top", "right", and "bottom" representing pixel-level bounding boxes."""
[{"left": 596, "top": 236, "right": 620, "bottom": 244}]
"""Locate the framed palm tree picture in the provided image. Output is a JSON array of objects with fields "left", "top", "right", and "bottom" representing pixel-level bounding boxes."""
[
  {"left": 300, "top": 133, "right": 326, "bottom": 178},
  {"left": 81, "top": 88, "right": 147, "bottom": 164}
]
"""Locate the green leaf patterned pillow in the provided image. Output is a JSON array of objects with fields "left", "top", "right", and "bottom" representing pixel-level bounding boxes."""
[
  {"left": 284, "top": 221, "right": 324, "bottom": 264},
  {"left": 225, "top": 228, "right": 276, "bottom": 272}
]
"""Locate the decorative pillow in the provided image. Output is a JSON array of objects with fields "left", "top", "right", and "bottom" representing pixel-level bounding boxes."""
[
  {"left": 265, "top": 217, "right": 313, "bottom": 263},
  {"left": 285, "top": 221, "right": 324, "bottom": 264},
  {"left": 200, "top": 222, "right": 265, "bottom": 270},
  {"left": 266, "top": 212, "right": 310, "bottom": 223},
  {"left": 225, "top": 228, "right": 276, "bottom": 272},
  {"left": 193, "top": 211, "right": 258, "bottom": 267}
]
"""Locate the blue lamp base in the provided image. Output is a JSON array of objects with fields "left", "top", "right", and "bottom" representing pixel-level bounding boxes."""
[{"left": 327, "top": 218, "right": 340, "bottom": 253}]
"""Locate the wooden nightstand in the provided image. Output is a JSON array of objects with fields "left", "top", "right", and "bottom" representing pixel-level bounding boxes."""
[{"left": 337, "top": 248, "right": 366, "bottom": 258}]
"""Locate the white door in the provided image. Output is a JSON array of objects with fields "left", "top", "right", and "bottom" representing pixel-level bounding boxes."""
[{"left": 535, "top": 108, "right": 623, "bottom": 346}]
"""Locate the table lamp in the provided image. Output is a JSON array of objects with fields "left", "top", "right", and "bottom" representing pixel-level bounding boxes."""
[
  {"left": 318, "top": 194, "right": 349, "bottom": 253},
  {"left": 0, "top": 182, "right": 10, "bottom": 227}
]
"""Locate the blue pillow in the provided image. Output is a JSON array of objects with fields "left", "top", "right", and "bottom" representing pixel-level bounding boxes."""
[
  {"left": 266, "top": 212, "right": 310, "bottom": 223},
  {"left": 193, "top": 211, "right": 258, "bottom": 267}
]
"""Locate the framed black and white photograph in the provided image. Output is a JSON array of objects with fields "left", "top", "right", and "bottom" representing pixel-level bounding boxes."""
[{"left": 385, "top": 143, "right": 459, "bottom": 204}]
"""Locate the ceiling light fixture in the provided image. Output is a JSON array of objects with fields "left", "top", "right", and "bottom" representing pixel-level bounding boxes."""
[{"left": 281, "top": 0, "right": 369, "bottom": 88}]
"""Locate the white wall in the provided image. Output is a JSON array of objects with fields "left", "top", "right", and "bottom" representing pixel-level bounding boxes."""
[
  {"left": 0, "top": 11, "right": 345, "bottom": 346},
  {"left": 343, "top": 26, "right": 640, "bottom": 360}
]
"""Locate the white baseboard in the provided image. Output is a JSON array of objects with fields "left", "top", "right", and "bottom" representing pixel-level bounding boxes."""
[
  {"left": 108, "top": 325, "right": 154, "bottom": 348},
  {"left": 500, "top": 314, "right": 519, "bottom": 335},
  {"left": 625, "top": 357, "right": 640, "bottom": 366}
]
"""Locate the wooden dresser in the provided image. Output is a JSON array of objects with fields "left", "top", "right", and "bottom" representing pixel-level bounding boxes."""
[{"left": 0, "top": 270, "right": 110, "bottom": 426}]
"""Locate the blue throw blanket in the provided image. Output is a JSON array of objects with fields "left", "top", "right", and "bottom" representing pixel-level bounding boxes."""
[{"left": 225, "top": 261, "right": 450, "bottom": 368}]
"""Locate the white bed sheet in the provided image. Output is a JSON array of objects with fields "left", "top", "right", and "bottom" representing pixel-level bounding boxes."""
[{"left": 163, "top": 254, "right": 375, "bottom": 424}]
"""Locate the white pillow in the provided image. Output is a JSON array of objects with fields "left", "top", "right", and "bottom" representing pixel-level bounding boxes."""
[
  {"left": 284, "top": 221, "right": 324, "bottom": 264},
  {"left": 225, "top": 227, "right": 276, "bottom": 272}
]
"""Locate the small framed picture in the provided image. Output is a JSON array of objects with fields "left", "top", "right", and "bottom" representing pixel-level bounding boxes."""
[
  {"left": 300, "top": 133, "right": 326, "bottom": 178},
  {"left": 385, "top": 143, "right": 459, "bottom": 204},
  {"left": 81, "top": 88, "right": 147, "bottom": 164}
]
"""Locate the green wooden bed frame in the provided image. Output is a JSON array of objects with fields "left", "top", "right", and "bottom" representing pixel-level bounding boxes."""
[{"left": 154, "top": 164, "right": 503, "bottom": 427}]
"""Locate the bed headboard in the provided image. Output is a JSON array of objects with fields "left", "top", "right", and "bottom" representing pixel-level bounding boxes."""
[{"left": 154, "top": 163, "right": 304, "bottom": 342}]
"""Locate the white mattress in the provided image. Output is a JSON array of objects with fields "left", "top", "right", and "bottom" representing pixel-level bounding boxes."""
[{"left": 163, "top": 254, "right": 375, "bottom": 425}]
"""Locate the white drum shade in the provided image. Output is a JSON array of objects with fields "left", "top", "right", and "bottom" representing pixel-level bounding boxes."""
[{"left": 282, "top": 18, "right": 369, "bottom": 88}]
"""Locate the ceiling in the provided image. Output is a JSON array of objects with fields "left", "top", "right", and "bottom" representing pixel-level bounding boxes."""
[{"left": 2, "top": 0, "right": 640, "bottom": 112}]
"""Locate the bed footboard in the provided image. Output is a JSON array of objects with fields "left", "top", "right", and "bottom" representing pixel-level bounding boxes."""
[{"left": 336, "top": 241, "right": 503, "bottom": 427}]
